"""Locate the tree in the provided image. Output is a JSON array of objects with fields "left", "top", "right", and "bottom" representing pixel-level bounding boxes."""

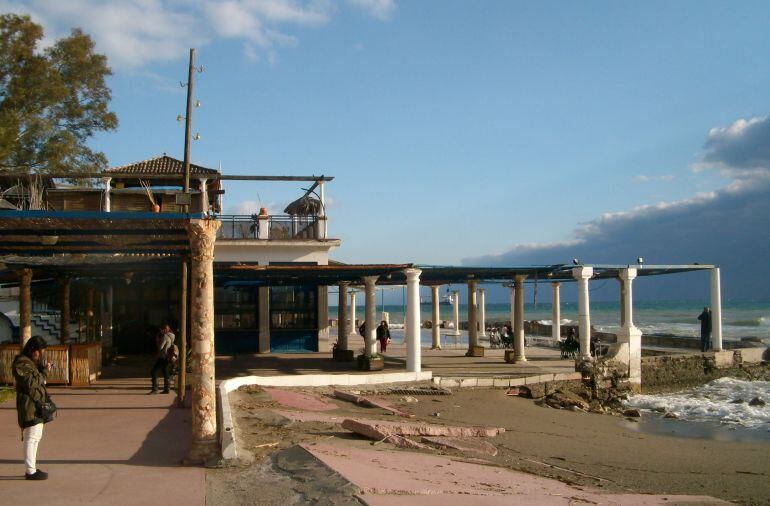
[{"left": 0, "top": 14, "right": 117, "bottom": 175}]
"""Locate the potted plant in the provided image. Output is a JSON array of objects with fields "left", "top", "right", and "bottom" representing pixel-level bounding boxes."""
[
  {"left": 357, "top": 352, "right": 384, "bottom": 371},
  {"left": 140, "top": 180, "right": 160, "bottom": 212},
  {"left": 332, "top": 342, "right": 355, "bottom": 362}
]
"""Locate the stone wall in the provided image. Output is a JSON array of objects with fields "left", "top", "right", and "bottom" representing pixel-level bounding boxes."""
[{"left": 641, "top": 348, "right": 770, "bottom": 393}]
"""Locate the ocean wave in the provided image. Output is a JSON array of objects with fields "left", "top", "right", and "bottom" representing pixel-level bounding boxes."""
[
  {"left": 727, "top": 317, "right": 768, "bottom": 327},
  {"left": 626, "top": 378, "right": 770, "bottom": 429}
]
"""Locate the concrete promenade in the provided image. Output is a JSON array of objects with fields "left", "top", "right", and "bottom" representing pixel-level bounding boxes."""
[{"left": 0, "top": 374, "right": 203, "bottom": 506}]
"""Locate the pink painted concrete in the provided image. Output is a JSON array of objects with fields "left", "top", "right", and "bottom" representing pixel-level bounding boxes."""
[
  {"left": 263, "top": 387, "right": 338, "bottom": 411},
  {"left": 0, "top": 378, "right": 204, "bottom": 506},
  {"left": 272, "top": 409, "right": 345, "bottom": 423},
  {"left": 302, "top": 442, "right": 725, "bottom": 505}
]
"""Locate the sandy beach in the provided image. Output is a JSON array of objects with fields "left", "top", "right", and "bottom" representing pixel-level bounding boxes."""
[{"left": 208, "top": 384, "right": 769, "bottom": 505}]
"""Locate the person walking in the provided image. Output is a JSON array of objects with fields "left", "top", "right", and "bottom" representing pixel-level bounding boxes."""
[
  {"left": 376, "top": 320, "right": 391, "bottom": 353},
  {"left": 698, "top": 307, "right": 712, "bottom": 352},
  {"left": 13, "top": 336, "right": 54, "bottom": 480},
  {"left": 150, "top": 324, "right": 175, "bottom": 394}
]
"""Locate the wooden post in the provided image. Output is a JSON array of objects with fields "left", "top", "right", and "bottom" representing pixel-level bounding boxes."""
[
  {"left": 87, "top": 287, "right": 94, "bottom": 342},
  {"left": 177, "top": 256, "right": 188, "bottom": 406},
  {"left": 59, "top": 277, "right": 70, "bottom": 344},
  {"left": 18, "top": 268, "right": 32, "bottom": 346},
  {"left": 185, "top": 218, "right": 220, "bottom": 464}
]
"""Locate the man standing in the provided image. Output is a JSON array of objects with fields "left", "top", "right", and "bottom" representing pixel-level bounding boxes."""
[
  {"left": 150, "top": 324, "right": 174, "bottom": 394},
  {"left": 698, "top": 307, "right": 712, "bottom": 352}
]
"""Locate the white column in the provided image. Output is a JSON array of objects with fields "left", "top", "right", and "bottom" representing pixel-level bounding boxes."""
[
  {"left": 619, "top": 277, "right": 626, "bottom": 328},
  {"left": 199, "top": 178, "right": 209, "bottom": 214},
  {"left": 337, "top": 282, "right": 349, "bottom": 351},
  {"left": 102, "top": 177, "right": 111, "bottom": 212},
  {"left": 319, "top": 181, "right": 328, "bottom": 238},
  {"left": 617, "top": 268, "right": 642, "bottom": 390},
  {"left": 513, "top": 274, "right": 527, "bottom": 363},
  {"left": 451, "top": 290, "right": 460, "bottom": 336},
  {"left": 573, "top": 266, "right": 594, "bottom": 360},
  {"left": 478, "top": 288, "right": 486, "bottom": 337},
  {"left": 551, "top": 282, "right": 561, "bottom": 341},
  {"left": 405, "top": 269, "right": 422, "bottom": 372},
  {"left": 363, "top": 276, "right": 378, "bottom": 356},
  {"left": 350, "top": 291, "right": 358, "bottom": 336},
  {"left": 710, "top": 268, "right": 723, "bottom": 351},
  {"left": 430, "top": 285, "right": 441, "bottom": 349},
  {"left": 467, "top": 280, "right": 478, "bottom": 352}
]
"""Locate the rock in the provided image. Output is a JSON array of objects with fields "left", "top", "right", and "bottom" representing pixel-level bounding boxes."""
[
  {"left": 731, "top": 398, "right": 745, "bottom": 404},
  {"left": 622, "top": 408, "right": 641, "bottom": 418},
  {"left": 663, "top": 412, "right": 678, "bottom": 419},
  {"left": 383, "top": 435, "right": 434, "bottom": 451},
  {"left": 432, "top": 412, "right": 441, "bottom": 417},
  {"left": 652, "top": 407, "right": 666, "bottom": 413},
  {"left": 400, "top": 396, "right": 419, "bottom": 404},
  {"left": 421, "top": 436, "right": 498, "bottom": 457},
  {"left": 334, "top": 390, "right": 413, "bottom": 418},
  {"left": 342, "top": 418, "right": 505, "bottom": 440},
  {"left": 567, "top": 405, "right": 585, "bottom": 413},
  {"left": 748, "top": 397, "right": 766, "bottom": 407},
  {"left": 548, "top": 390, "right": 589, "bottom": 410},
  {"left": 589, "top": 406, "right": 605, "bottom": 414},
  {"left": 625, "top": 417, "right": 639, "bottom": 423}
]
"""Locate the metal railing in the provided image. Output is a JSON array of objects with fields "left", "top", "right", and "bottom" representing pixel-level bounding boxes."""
[{"left": 216, "top": 214, "right": 319, "bottom": 240}]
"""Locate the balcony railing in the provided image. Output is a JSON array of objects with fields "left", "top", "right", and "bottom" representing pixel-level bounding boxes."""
[{"left": 216, "top": 214, "right": 321, "bottom": 240}]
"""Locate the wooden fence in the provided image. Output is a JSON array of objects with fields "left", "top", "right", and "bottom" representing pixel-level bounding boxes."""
[{"left": 0, "top": 343, "right": 101, "bottom": 386}]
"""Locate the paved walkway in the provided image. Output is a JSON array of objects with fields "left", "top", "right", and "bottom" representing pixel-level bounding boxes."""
[{"left": 0, "top": 375, "right": 203, "bottom": 506}]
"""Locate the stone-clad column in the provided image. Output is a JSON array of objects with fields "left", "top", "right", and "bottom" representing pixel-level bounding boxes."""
[
  {"left": 363, "top": 276, "right": 378, "bottom": 356},
  {"left": 59, "top": 277, "right": 71, "bottom": 344},
  {"left": 551, "top": 282, "right": 561, "bottom": 342},
  {"left": 430, "top": 285, "right": 441, "bottom": 349},
  {"left": 573, "top": 266, "right": 594, "bottom": 360},
  {"left": 710, "top": 268, "right": 723, "bottom": 351},
  {"left": 617, "top": 268, "right": 642, "bottom": 391},
  {"left": 513, "top": 275, "right": 527, "bottom": 363},
  {"left": 18, "top": 268, "right": 32, "bottom": 347},
  {"left": 478, "top": 288, "right": 486, "bottom": 338},
  {"left": 199, "top": 178, "right": 209, "bottom": 214},
  {"left": 185, "top": 218, "right": 220, "bottom": 464},
  {"left": 337, "top": 282, "right": 349, "bottom": 351},
  {"left": 405, "top": 268, "right": 422, "bottom": 372},
  {"left": 466, "top": 280, "right": 478, "bottom": 352}
]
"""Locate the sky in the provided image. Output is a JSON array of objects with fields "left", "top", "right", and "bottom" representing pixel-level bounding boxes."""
[{"left": 3, "top": 0, "right": 770, "bottom": 301}]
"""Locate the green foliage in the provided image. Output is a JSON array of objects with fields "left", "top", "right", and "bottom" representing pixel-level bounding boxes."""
[
  {"left": 0, "top": 14, "right": 117, "bottom": 175},
  {"left": 0, "top": 386, "right": 13, "bottom": 404}
]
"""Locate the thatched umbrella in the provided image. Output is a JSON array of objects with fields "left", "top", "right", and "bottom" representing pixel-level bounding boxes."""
[{"left": 283, "top": 195, "right": 322, "bottom": 216}]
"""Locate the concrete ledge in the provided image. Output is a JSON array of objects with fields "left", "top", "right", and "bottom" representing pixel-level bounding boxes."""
[
  {"left": 217, "top": 385, "right": 237, "bottom": 460},
  {"left": 433, "top": 372, "right": 582, "bottom": 389}
]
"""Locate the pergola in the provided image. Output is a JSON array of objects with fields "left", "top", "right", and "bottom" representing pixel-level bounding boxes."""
[{"left": 0, "top": 210, "right": 219, "bottom": 464}]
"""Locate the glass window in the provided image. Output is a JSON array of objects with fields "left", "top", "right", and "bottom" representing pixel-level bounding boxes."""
[
  {"left": 215, "top": 286, "right": 257, "bottom": 329},
  {"left": 269, "top": 285, "right": 317, "bottom": 330}
]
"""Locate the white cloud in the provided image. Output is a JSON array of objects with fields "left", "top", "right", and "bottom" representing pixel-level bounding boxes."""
[
  {"left": 0, "top": 0, "right": 389, "bottom": 69},
  {"left": 633, "top": 174, "right": 675, "bottom": 183},
  {"left": 464, "top": 115, "right": 770, "bottom": 299},
  {"left": 228, "top": 199, "right": 276, "bottom": 215},
  {"left": 347, "top": 0, "right": 395, "bottom": 20}
]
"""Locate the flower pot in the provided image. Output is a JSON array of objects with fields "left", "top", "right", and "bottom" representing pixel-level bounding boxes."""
[
  {"left": 357, "top": 355, "right": 384, "bottom": 371},
  {"left": 151, "top": 204, "right": 160, "bottom": 213},
  {"left": 466, "top": 345, "right": 485, "bottom": 357},
  {"left": 504, "top": 350, "right": 517, "bottom": 363},
  {"left": 334, "top": 349, "right": 355, "bottom": 362}
]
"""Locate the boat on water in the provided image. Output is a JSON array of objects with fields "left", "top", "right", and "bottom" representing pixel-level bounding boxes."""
[{"left": 440, "top": 290, "right": 454, "bottom": 305}]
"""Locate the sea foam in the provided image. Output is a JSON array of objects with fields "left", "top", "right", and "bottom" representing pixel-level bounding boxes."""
[{"left": 625, "top": 378, "right": 770, "bottom": 430}]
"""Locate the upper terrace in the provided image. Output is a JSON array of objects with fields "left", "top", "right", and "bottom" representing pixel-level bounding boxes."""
[{"left": 0, "top": 154, "right": 336, "bottom": 243}]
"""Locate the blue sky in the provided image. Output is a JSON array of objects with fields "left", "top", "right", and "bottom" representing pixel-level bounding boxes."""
[{"left": 5, "top": 0, "right": 770, "bottom": 300}]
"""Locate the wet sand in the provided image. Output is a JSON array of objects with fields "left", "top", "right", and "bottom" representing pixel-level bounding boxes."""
[{"left": 407, "top": 389, "right": 769, "bottom": 505}]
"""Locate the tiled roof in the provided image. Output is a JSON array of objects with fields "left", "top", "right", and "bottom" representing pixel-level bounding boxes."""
[{"left": 105, "top": 155, "right": 219, "bottom": 176}]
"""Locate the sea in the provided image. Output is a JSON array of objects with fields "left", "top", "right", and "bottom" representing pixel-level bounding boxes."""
[{"left": 335, "top": 299, "right": 770, "bottom": 342}]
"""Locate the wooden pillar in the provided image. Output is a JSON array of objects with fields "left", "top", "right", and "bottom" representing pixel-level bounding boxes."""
[
  {"left": 18, "top": 268, "right": 32, "bottom": 346},
  {"left": 177, "top": 256, "right": 188, "bottom": 407},
  {"left": 87, "top": 287, "right": 95, "bottom": 342},
  {"left": 59, "top": 277, "right": 70, "bottom": 344},
  {"left": 185, "top": 218, "right": 220, "bottom": 464}
]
